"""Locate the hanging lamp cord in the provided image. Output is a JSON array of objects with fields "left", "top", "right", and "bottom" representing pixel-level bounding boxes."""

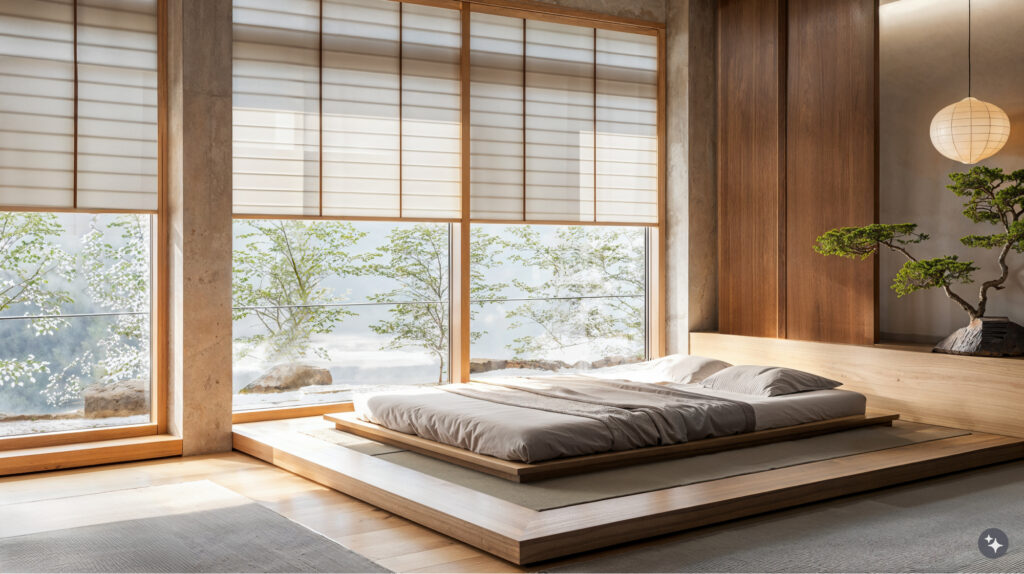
[{"left": 968, "top": 0, "right": 972, "bottom": 97}]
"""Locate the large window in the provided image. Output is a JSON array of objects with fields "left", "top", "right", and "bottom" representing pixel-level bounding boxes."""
[
  {"left": 0, "top": 0, "right": 160, "bottom": 439},
  {"left": 231, "top": 220, "right": 450, "bottom": 411},
  {"left": 0, "top": 213, "right": 153, "bottom": 437},
  {"left": 470, "top": 224, "right": 647, "bottom": 373},
  {"left": 231, "top": 0, "right": 663, "bottom": 414}
]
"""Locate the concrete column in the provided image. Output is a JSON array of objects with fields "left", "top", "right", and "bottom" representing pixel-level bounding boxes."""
[
  {"left": 165, "top": 0, "right": 233, "bottom": 455},
  {"left": 666, "top": 0, "right": 718, "bottom": 354}
]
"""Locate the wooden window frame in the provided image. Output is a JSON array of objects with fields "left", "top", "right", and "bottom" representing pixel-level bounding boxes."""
[
  {"left": 0, "top": 0, "right": 169, "bottom": 453},
  {"left": 231, "top": 0, "right": 665, "bottom": 423}
]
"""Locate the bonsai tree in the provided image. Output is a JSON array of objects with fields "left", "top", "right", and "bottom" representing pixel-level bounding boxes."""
[{"left": 814, "top": 166, "right": 1024, "bottom": 355}]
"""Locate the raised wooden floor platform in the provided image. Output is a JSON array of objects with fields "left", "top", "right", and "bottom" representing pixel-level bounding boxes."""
[{"left": 233, "top": 417, "right": 1024, "bottom": 565}]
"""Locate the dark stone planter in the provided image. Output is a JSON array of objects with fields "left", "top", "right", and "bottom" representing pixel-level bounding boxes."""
[{"left": 932, "top": 317, "right": 1024, "bottom": 357}]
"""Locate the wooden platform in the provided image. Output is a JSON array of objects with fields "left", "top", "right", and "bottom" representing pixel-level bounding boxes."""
[
  {"left": 233, "top": 417, "right": 1024, "bottom": 565},
  {"left": 325, "top": 410, "right": 901, "bottom": 482}
]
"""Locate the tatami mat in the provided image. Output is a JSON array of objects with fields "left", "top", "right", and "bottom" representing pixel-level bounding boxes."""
[{"left": 307, "top": 421, "right": 967, "bottom": 510}]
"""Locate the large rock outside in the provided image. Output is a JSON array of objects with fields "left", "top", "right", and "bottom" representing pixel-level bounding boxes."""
[
  {"left": 84, "top": 379, "right": 149, "bottom": 418},
  {"left": 469, "top": 358, "right": 507, "bottom": 373},
  {"left": 241, "top": 363, "right": 332, "bottom": 394}
]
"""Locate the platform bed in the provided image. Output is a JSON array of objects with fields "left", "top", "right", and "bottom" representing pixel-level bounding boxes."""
[
  {"left": 233, "top": 416, "right": 1024, "bottom": 565},
  {"left": 325, "top": 410, "right": 900, "bottom": 482}
]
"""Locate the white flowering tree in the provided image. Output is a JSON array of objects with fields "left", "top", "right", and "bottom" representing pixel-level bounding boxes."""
[
  {"left": 0, "top": 213, "right": 72, "bottom": 393},
  {"left": 503, "top": 226, "right": 646, "bottom": 361},
  {"left": 232, "top": 220, "right": 366, "bottom": 364},
  {"left": 40, "top": 215, "right": 153, "bottom": 406}
]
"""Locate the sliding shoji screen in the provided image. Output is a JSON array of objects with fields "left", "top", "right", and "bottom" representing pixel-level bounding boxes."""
[
  {"left": 0, "top": 0, "right": 158, "bottom": 211},
  {"left": 233, "top": 0, "right": 461, "bottom": 219},
  {"left": 469, "top": 12, "right": 659, "bottom": 225}
]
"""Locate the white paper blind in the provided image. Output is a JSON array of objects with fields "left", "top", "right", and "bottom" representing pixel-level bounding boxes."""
[
  {"left": 76, "top": 0, "right": 158, "bottom": 211},
  {"left": 469, "top": 12, "right": 523, "bottom": 221},
  {"left": 1, "top": 0, "right": 157, "bottom": 212},
  {"left": 525, "top": 20, "right": 594, "bottom": 222},
  {"left": 400, "top": 3, "right": 461, "bottom": 219},
  {"left": 322, "top": 0, "right": 399, "bottom": 217},
  {"left": 0, "top": 0, "right": 75, "bottom": 209},
  {"left": 596, "top": 30, "right": 657, "bottom": 223},
  {"left": 233, "top": 0, "right": 461, "bottom": 219},
  {"left": 233, "top": 0, "right": 320, "bottom": 216},
  {"left": 468, "top": 17, "right": 659, "bottom": 225}
]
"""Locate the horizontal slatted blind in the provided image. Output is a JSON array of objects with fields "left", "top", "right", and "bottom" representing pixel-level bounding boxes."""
[
  {"left": 322, "top": 0, "right": 399, "bottom": 217},
  {"left": 0, "top": 0, "right": 158, "bottom": 212},
  {"left": 233, "top": 0, "right": 462, "bottom": 219},
  {"left": 525, "top": 20, "right": 594, "bottom": 222},
  {"left": 469, "top": 11, "right": 523, "bottom": 221},
  {"left": 468, "top": 13, "right": 659, "bottom": 225},
  {"left": 77, "top": 0, "right": 158, "bottom": 211},
  {"left": 596, "top": 30, "right": 657, "bottom": 223},
  {"left": 400, "top": 3, "right": 460, "bottom": 219},
  {"left": 233, "top": 0, "right": 320, "bottom": 216}
]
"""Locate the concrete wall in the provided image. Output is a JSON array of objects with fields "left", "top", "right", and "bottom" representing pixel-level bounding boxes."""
[
  {"left": 165, "top": 0, "right": 234, "bottom": 454},
  {"left": 880, "top": 0, "right": 1024, "bottom": 341},
  {"left": 666, "top": 0, "right": 718, "bottom": 352}
]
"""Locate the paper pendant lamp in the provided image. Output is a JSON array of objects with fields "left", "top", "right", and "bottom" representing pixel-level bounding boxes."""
[{"left": 929, "top": 96, "right": 1011, "bottom": 164}]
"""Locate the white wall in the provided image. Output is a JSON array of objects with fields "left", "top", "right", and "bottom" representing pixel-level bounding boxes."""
[{"left": 880, "top": 0, "right": 1024, "bottom": 340}]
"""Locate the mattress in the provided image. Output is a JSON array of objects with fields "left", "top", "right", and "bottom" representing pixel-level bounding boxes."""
[{"left": 354, "top": 378, "right": 866, "bottom": 463}]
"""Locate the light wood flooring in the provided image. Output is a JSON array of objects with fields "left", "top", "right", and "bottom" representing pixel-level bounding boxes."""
[{"left": 0, "top": 449, "right": 524, "bottom": 573}]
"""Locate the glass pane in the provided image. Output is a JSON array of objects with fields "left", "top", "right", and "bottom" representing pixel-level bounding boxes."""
[
  {"left": 470, "top": 224, "right": 646, "bottom": 374},
  {"left": 0, "top": 212, "right": 152, "bottom": 437},
  {"left": 232, "top": 220, "right": 450, "bottom": 411}
]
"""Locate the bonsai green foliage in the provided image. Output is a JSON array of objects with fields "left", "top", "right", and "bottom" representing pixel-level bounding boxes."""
[
  {"left": 232, "top": 220, "right": 366, "bottom": 362},
  {"left": 360, "top": 225, "right": 505, "bottom": 383},
  {"left": 891, "top": 256, "right": 978, "bottom": 297},
  {"left": 814, "top": 166, "right": 1024, "bottom": 321},
  {"left": 814, "top": 223, "right": 928, "bottom": 260}
]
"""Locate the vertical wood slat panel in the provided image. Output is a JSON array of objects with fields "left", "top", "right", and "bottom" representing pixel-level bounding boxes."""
[
  {"left": 785, "top": 0, "right": 877, "bottom": 344},
  {"left": 717, "top": 0, "right": 785, "bottom": 338}
]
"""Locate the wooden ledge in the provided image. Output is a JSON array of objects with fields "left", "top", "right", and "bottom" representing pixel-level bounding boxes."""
[
  {"left": 326, "top": 410, "right": 900, "bottom": 482},
  {"left": 0, "top": 434, "right": 182, "bottom": 477},
  {"left": 689, "top": 332, "right": 1024, "bottom": 438}
]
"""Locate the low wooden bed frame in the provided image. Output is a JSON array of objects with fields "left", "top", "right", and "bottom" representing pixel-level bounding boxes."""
[{"left": 324, "top": 410, "right": 900, "bottom": 482}]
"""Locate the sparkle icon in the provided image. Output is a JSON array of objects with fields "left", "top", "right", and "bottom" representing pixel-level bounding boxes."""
[{"left": 979, "top": 528, "right": 1009, "bottom": 559}]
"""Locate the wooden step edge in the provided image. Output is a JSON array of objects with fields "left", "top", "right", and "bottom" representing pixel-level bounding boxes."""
[{"left": 0, "top": 434, "right": 183, "bottom": 477}]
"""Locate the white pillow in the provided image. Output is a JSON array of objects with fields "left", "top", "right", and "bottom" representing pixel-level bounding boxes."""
[
  {"left": 653, "top": 354, "right": 733, "bottom": 385},
  {"left": 699, "top": 365, "right": 842, "bottom": 397}
]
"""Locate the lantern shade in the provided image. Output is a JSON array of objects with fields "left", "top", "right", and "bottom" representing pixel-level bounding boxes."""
[{"left": 929, "top": 96, "right": 1011, "bottom": 164}]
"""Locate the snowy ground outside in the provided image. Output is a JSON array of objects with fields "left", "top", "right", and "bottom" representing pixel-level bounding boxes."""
[{"left": 0, "top": 414, "right": 150, "bottom": 437}]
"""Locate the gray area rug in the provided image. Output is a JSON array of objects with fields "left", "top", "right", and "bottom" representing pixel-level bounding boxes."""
[
  {"left": 0, "top": 499, "right": 389, "bottom": 573},
  {"left": 542, "top": 460, "right": 1024, "bottom": 573},
  {"left": 307, "top": 422, "right": 967, "bottom": 510}
]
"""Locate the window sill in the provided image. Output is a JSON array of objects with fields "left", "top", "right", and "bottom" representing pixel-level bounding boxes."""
[
  {"left": 0, "top": 434, "right": 182, "bottom": 477},
  {"left": 231, "top": 402, "right": 354, "bottom": 424}
]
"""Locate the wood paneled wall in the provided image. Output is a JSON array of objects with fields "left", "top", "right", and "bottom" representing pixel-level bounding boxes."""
[
  {"left": 717, "top": 0, "right": 786, "bottom": 338},
  {"left": 717, "top": 0, "right": 878, "bottom": 345},
  {"left": 786, "top": 0, "right": 877, "bottom": 343}
]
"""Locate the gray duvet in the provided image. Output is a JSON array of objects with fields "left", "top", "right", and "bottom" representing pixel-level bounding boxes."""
[{"left": 357, "top": 377, "right": 758, "bottom": 462}]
